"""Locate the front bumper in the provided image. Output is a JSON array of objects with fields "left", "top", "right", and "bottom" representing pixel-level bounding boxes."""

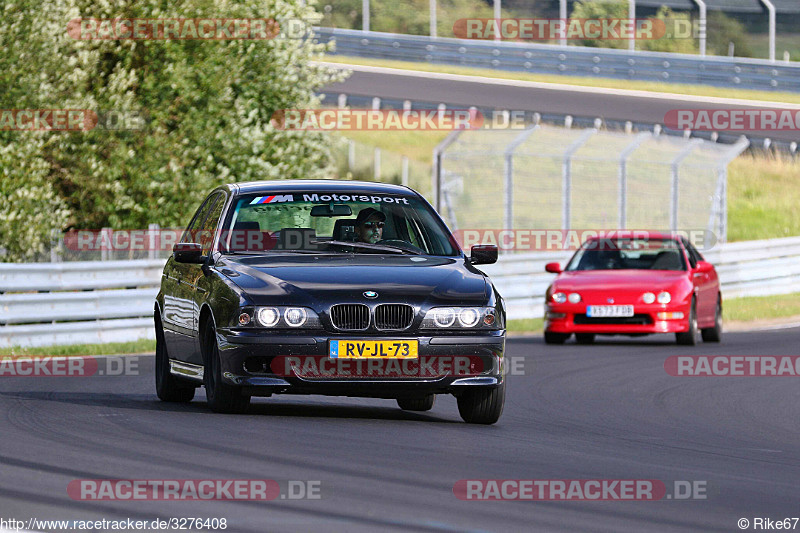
[
  {"left": 544, "top": 301, "right": 691, "bottom": 335},
  {"left": 213, "top": 329, "right": 506, "bottom": 397}
]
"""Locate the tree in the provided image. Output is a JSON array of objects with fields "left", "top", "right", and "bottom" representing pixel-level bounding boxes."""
[{"left": 0, "top": 0, "right": 346, "bottom": 261}]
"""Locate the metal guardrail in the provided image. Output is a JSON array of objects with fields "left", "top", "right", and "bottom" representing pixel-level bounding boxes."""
[
  {"left": 480, "top": 235, "right": 800, "bottom": 319},
  {"left": 0, "top": 260, "right": 163, "bottom": 348},
  {"left": 316, "top": 27, "right": 800, "bottom": 92},
  {"left": 1, "top": 237, "right": 798, "bottom": 346}
]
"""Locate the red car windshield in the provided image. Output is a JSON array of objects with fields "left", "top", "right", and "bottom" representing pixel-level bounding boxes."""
[{"left": 565, "top": 238, "right": 687, "bottom": 271}]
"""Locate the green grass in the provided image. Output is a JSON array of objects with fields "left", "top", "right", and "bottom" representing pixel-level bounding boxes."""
[
  {"left": 507, "top": 317, "right": 544, "bottom": 333},
  {"left": 0, "top": 339, "right": 155, "bottom": 358},
  {"left": 724, "top": 292, "right": 800, "bottom": 322},
  {"left": 743, "top": 33, "right": 800, "bottom": 62},
  {"left": 326, "top": 55, "right": 800, "bottom": 105}
]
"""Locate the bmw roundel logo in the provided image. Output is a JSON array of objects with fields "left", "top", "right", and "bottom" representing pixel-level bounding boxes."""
[{"left": 363, "top": 291, "right": 378, "bottom": 299}]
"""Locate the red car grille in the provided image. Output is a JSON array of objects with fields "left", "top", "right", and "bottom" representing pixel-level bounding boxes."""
[{"left": 573, "top": 314, "right": 653, "bottom": 325}]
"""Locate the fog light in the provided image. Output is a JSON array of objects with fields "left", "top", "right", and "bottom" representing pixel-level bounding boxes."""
[
  {"left": 546, "top": 311, "right": 567, "bottom": 320},
  {"left": 238, "top": 313, "right": 251, "bottom": 326},
  {"left": 483, "top": 313, "right": 496, "bottom": 326},
  {"left": 657, "top": 311, "right": 684, "bottom": 320}
]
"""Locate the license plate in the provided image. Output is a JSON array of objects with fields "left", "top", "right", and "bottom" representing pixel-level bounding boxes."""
[
  {"left": 329, "top": 340, "right": 418, "bottom": 359},
  {"left": 586, "top": 305, "right": 634, "bottom": 318}
]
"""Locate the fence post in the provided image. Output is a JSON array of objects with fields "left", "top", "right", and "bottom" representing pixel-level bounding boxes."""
[
  {"left": 562, "top": 129, "right": 597, "bottom": 230},
  {"left": 670, "top": 139, "right": 703, "bottom": 231},
  {"left": 374, "top": 147, "right": 381, "bottom": 179},
  {"left": 401, "top": 156, "right": 409, "bottom": 187},
  {"left": 50, "top": 229, "right": 62, "bottom": 263},
  {"left": 617, "top": 132, "right": 651, "bottom": 229},
  {"left": 148, "top": 223, "right": 159, "bottom": 260},
  {"left": 348, "top": 140, "right": 356, "bottom": 171},
  {"left": 432, "top": 129, "right": 464, "bottom": 211},
  {"left": 100, "top": 227, "right": 112, "bottom": 261},
  {"left": 503, "top": 126, "right": 539, "bottom": 234}
]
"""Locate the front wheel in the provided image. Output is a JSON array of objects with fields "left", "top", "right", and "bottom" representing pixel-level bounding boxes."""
[
  {"left": 456, "top": 382, "right": 505, "bottom": 424},
  {"left": 397, "top": 395, "right": 435, "bottom": 411},
  {"left": 155, "top": 313, "right": 195, "bottom": 403},
  {"left": 203, "top": 323, "right": 250, "bottom": 414},
  {"left": 701, "top": 297, "right": 722, "bottom": 343},
  {"left": 676, "top": 299, "right": 699, "bottom": 346}
]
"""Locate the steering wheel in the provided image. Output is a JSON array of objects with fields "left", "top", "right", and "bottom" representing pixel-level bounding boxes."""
[{"left": 378, "top": 239, "right": 425, "bottom": 254}]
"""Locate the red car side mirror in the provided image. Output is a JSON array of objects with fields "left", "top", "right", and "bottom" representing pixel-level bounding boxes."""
[
  {"left": 545, "top": 262, "right": 562, "bottom": 274},
  {"left": 695, "top": 260, "right": 713, "bottom": 273}
]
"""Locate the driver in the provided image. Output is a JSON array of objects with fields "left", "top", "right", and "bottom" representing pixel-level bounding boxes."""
[{"left": 354, "top": 207, "right": 385, "bottom": 244}]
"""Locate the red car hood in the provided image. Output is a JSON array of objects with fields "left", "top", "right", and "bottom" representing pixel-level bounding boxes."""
[{"left": 553, "top": 270, "right": 687, "bottom": 292}]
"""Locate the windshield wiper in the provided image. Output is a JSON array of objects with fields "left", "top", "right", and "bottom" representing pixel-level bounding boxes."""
[{"left": 311, "top": 240, "right": 417, "bottom": 255}]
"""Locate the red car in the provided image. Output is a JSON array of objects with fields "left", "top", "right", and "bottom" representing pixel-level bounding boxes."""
[{"left": 543, "top": 232, "right": 721, "bottom": 345}]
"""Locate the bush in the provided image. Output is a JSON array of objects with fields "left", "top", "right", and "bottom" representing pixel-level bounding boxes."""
[{"left": 0, "top": 0, "right": 346, "bottom": 262}]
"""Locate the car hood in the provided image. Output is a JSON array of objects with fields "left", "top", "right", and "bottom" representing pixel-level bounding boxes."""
[
  {"left": 216, "top": 254, "right": 489, "bottom": 307},
  {"left": 553, "top": 270, "right": 687, "bottom": 292}
]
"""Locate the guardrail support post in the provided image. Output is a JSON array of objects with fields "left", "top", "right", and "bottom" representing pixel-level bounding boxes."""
[
  {"left": 759, "top": 0, "right": 776, "bottom": 62},
  {"left": 617, "top": 132, "right": 651, "bottom": 229},
  {"left": 562, "top": 129, "right": 597, "bottom": 230}
]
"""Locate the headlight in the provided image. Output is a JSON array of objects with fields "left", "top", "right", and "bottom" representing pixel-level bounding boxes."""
[
  {"left": 459, "top": 308, "right": 481, "bottom": 327},
  {"left": 242, "top": 306, "right": 320, "bottom": 329},
  {"left": 422, "top": 307, "right": 501, "bottom": 329},
  {"left": 284, "top": 307, "right": 308, "bottom": 327},
  {"left": 567, "top": 292, "right": 581, "bottom": 304},
  {"left": 257, "top": 307, "right": 280, "bottom": 327},
  {"left": 433, "top": 307, "right": 456, "bottom": 327},
  {"left": 552, "top": 292, "right": 567, "bottom": 304},
  {"left": 657, "top": 291, "right": 671, "bottom": 304},
  {"left": 642, "top": 292, "right": 656, "bottom": 304}
]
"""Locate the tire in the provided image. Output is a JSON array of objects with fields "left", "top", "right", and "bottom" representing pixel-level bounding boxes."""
[
  {"left": 575, "top": 333, "right": 595, "bottom": 344},
  {"left": 397, "top": 395, "right": 435, "bottom": 411},
  {"left": 544, "top": 331, "right": 570, "bottom": 344},
  {"left": 203, "top": 322, "right": 250, "bottom": 414},
  {"left": 155, "top": 313, "right": 195, "bottom": 403},
  {"left": 701, "top": 296, "right": 722, "bottom": 343},
  {"left": 676, "top": 298, "right": 699, "bottom": 346},
  {"left": 457, "top": 382, "right": 505, "bottom": 425}
]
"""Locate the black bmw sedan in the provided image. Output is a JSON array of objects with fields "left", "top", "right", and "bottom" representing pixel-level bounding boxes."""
[{"left": 155, "top": 180, "right": 506, "bottom": 424}]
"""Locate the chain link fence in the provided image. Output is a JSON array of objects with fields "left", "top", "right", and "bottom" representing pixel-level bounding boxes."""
[{"left": 434, "top": 124, "right": 749, "bottom": 247}]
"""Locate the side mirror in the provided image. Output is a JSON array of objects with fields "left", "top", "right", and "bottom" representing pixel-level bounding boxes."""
[
  {"left": 695, "top": 260, "right": 713, "bottom": 273},
  {"left": 470, "top": 244, "right": 498, "bottom": 265},
  {"left": 173, "top": 242, "right": 205, "bottom": 264},
  {"left": 545, "top": 262, "right": 562, "bottom": 274}
]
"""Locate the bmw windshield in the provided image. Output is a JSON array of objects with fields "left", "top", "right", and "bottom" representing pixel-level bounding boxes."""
[{"left": 219, "top": 191, "right": 459, "bottom": 256}]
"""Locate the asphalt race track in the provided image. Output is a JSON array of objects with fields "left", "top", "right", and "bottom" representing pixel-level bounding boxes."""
[
  {"left": 2, "top": 330, "right": 799, "bottom": 532},
  {"left": 322, "top": 64, "right": 800, "bottom": 143}
]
